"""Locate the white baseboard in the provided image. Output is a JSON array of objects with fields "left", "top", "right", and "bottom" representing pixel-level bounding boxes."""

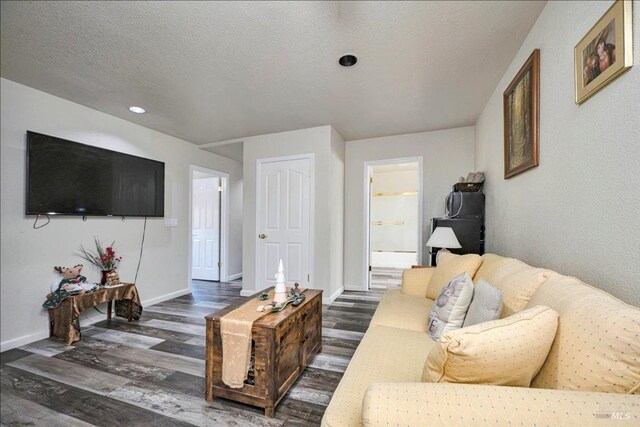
[
  {"left": 0, "top": 330, "right": 50, "bottom": 353},
  {"left": 142, "top": 288, "right": 191, "bottom": 307},
  {"left": 323, "top": 286, "right": 344, "bottom": 305},
  {"left": 240, "top": 289, "right": 256, "bottom": 297},
  {"left": 0, "top": 287, "right": 193, "bottom": 353},
  {"left": 227, "top": 272, "right": 243, "bottom": 281},
  {"left": 344, "top": 285, "right": 363, "bottom": 291}
]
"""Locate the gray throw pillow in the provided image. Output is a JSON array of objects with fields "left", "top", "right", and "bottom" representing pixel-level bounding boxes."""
[{"left": 462, "top": 279, "right": 503, "bottom": 327}]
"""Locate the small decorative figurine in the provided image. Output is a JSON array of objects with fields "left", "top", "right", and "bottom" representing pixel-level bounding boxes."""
[
  {"left": 53, "top": 265, "right": 91, "bottom": 293},
  {"left": 273, "top": 259, "right": 287, "bottom": 304},
  {"left": 43, "top": 264, "right": 97, "bottom": 309}
]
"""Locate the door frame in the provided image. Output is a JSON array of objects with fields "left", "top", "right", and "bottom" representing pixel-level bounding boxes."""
[
  {"left": 255, "top": 153, "right": 315, "bottom": 289},
  {"left": 363, "top": 156, "right": 424, "bottom": 290},
  {"left": 188, "top": 165, "right": 230, "bottom": 288}
]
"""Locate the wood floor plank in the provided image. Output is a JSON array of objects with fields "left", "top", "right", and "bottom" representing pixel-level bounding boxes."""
[
  {"left": 307, "top": 353, "right": 350, "bottom": 373},
  {"left": 144, "top": 305, "right": 210, "bottom": 319},
  {"left": 93, "top": 318, "right": 200, "bottom": 343},
  {"left": 332, "top": 321, "right": 369, "bottom": 333},
  {"left": 140, "top": 309, "right": 206, "bottom": 326},
  {"left": 321, "top": 328, "right": 365, "bottom": 341},
  {"left": 150, "top": 340, "right": 206, "bottom": 360},
  {"left": 142, "top": 318, "right": 206, "bottom": 336},
  {"left": 19, "top": 338, "right": 75, "bottom": 357},
  {"left": 54, "top": 346, "right": 175, "bottom": 382},
  {"left": 107, "top": 345, "right": 205, "bottom": 378},
  {"left": 184, "top": 336, "right": 205, "bottom": 346},
  {"left": 7, "top": 353, "right": 132, "bottom": 395},
  {"left": 89, "top": 327, "right": 166, "bottom": 349},
  {"left": 0, "top": 390, "right": 96, "bottom": 427},
  {"left": 0, "top": 348, "right": 32, "bottom": 365}
]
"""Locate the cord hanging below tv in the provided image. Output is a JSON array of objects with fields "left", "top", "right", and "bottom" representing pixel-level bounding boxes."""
[{"left": 26, "top": 131, "right": 165, "bottom": 217}]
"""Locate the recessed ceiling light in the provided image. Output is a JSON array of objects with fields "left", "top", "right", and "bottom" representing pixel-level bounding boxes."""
[
  {"left": 129, "top": 106, "right": 146, "bottom": 114},
  {"left": 338, "top": 54, "right": 358, "bottom": 68}
]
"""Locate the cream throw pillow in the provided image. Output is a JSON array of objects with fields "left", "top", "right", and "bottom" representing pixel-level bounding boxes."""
[
  {"left": 426, "top": 253, "right": 482, "bottom": 300},
  {"left": 422, "top": 305, "right": 559, "bottom": 387},
  {"left": 427, "top": 272, "right": 474, "bottom": 340}
]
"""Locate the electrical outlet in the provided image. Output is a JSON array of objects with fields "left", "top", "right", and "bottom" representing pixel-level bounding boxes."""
[{"left": 164, "top": 218, "right": 179, "bottom": 227}]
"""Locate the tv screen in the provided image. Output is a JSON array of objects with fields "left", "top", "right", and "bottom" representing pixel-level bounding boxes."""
[{"left": 26, "top": 131, "right": 165, "bottom": 217}]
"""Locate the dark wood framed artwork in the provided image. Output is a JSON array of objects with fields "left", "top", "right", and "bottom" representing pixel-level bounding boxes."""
[{"left": 503, "top": 49, "right": 540, "bottom": 179}]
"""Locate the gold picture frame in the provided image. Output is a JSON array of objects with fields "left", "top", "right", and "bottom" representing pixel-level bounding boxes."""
[
  {"left": 574, "top": 0, "right": 633, "bottom": 104},
  {"left": 503, "top": 49, "right": 540, "bottom": 179}
]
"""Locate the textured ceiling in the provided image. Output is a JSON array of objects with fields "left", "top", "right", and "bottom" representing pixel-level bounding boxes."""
[{"left": 1, "top": 1, "right": 545, "bottom": 145}]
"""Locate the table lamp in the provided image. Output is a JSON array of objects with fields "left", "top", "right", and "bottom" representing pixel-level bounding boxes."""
[{"left": 427, "top": 227, "right": 461, "bottom": 265}]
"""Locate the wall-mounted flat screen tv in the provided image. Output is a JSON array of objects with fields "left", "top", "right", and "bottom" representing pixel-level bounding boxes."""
[{"left": 26, "top": 131, "right": 165, "bottom": 217}]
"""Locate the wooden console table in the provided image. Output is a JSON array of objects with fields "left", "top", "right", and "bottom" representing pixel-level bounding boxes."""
[
  {"left": 205, "top": 288, "right": 322, "bottom": 417},
  {"left": 48, "top": 283, "right": 142, "bottom": 345}
]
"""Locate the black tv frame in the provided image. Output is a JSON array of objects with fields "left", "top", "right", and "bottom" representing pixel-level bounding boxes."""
[{"left": 26, "top": 131, "right": 165, "bottom": 217}]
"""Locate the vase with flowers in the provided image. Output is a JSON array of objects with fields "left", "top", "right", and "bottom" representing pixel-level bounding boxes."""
[{"left": 78, "top": 238, "right": 123, "bottom": 286}]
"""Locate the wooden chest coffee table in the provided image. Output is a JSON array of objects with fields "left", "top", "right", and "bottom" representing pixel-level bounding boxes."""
[{"left": 205, "top": 288, "right": 322, "bottom": 417}]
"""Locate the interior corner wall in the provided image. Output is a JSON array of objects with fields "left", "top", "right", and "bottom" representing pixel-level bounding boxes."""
[
  {"left": 329, "top": 126, "right": 345, "bottom": 299},
  {"left": 474, "top": 1, "right": 640, "bottom": 306},
  {"left": 242, "top": 126, "right": 344, "bottom": 302},
  {"left": 344, "top": 126, "right": 475, "bottom": 290},
  {"left": 0, "top": 78, "right": 244, "bottom": 351}
]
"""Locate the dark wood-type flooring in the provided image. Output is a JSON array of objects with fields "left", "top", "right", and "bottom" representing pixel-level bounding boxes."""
[{"left": 1, "top": 280, "right": 383, "bottom": 426}]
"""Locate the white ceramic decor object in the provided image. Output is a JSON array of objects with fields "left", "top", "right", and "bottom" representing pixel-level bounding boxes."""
[{"left": 273, "top": 259, "right": 287, "bottom": 304}]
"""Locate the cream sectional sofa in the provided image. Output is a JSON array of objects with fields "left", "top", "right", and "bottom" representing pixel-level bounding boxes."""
[{"left": 322, "top": 254, "right": 640, "bottom": 426}]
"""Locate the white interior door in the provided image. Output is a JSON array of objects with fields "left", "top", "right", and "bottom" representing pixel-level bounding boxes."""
[
  {"left": 192, "top": 176, "right": 220, "bottom": 281},
  {"left": 257, "top": 157, "right": 311, "bottom": 289}
]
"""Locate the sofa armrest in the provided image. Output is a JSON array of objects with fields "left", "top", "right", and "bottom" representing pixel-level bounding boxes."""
[
  {"left": 400, "top": 268, "right": 434, "bottom": 297},
  {"left": 362, "top": 383, "right": 639, "bottom": 426}
]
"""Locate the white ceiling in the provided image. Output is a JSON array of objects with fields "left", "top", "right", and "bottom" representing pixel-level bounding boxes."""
[{"left": 1, "top": 1, "right": 545, "bottom": 148}]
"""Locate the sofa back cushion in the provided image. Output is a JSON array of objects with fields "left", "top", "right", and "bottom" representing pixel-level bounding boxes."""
[
  {"left": 473, "top": 253, "right": 510, "bottom": 283},
  {"left": 528, "top": 275, "right": 640, "bottom": 394},
  {"left": 475, "top": 256, "right": 556, "bottom": 318},
  {"left": 426, "top": 253, "right": 482, "bottom": 300},
  {"left": 422, "top": 305, "right": 559, "bottom": 387},
  {"left": 401, "top": 268, "right": 434, "bottom": 297}
]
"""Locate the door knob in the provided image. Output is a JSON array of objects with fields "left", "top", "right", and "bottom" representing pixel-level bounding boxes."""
[{"left": 258, "top": 233, "right": 267, "bottom": 239}]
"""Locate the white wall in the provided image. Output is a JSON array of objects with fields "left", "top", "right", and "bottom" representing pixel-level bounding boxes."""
[
  {"left": 344, "top": 126, "right": 475, "bottom": 290},
  {"left": 242, "top": 126, "right": 345, "bottom": 303},
  {"left": 0, "top": 78, "right": 243, "bottom": 350},
  {"left": 475, "top": 1, "right": 640, "bottom": 306}
]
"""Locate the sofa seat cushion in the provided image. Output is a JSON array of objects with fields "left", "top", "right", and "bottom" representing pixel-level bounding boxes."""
[
  {"left": 528, "top": 275, "right": 640, "bottom": 394},
  {"left": 321, "top": 325, "right": 435, "bottom": 427},
  {"left": 370, "top": 289, "right": 434, "bottom": 332},
  {"left": 423, "top": 305, "right": 559, "bottom": 387}
]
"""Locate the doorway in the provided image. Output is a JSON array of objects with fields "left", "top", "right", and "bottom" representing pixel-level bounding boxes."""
[
  {"left": 190, "top": 166, "right": 229, "bottom": 283},
  {"left": 256, "top": 154, "right": 313, "bottom": 289},
  {"left": 365, "top": 158, "right": 423, "bottom": 289}
]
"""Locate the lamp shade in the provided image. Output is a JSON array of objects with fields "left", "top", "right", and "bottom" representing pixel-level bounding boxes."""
[{"left": 426, "top": 227, "right": 461, "bottom": 249}]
